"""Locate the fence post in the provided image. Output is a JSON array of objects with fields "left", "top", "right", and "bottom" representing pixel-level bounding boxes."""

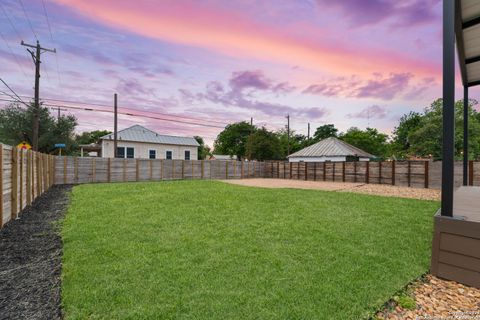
[
  {"left": 332, "top": 162, "right": 335, "bottom": 181},
  {"left": 19, "top": 150, "right": 23, "bottom": 211},
  {"left": 277, "top": 162, "right": 280, "bottom": 179},
  {"left": 150, "top": 159, "right": 154, "bottom": 180},
  {"left": 201, "top": 160, "right": 204, "bottom": 179},
  {"left": 74, "top": 157, "right": 79, "bottom": 183},
  {"left": 11, "top": 147, "right": 18, "bottom": 219},
  {"left": 43, "top": 154, "right": 47, "bottom": 191},
  {"left": 52, "top": 156, "right": 56, "bottom": 186},
  {"left": 407, "top": 160, "right": 411, "bottom": 187},
  {"left": 283, "top": 162, "right": 286, "bottom": 179},
  {"left": 323, "top": 162, "right": 326, "bottom": 181},
  {"left": 424, "top": 161, "right": 429, "bottom": 189},
  {"left": 26, "top": 151, "right": 31, "bottom": 206},
  {"left": 136, "top": 159, "right": 140, "bottom": 181},
  {"left": 342, "top": 162, "right": 346, "bottom": 182},
  {"left": 366, "top": 161, "right": 370, "bottom": 184},
  {"left": 241, "top": 161, "right": 244, "bottom": 179},
  {"left": 160, "top": 159, "right": 164, "bottom": 180},
  {"left": 192, "top": 161, "right": 195, "bottom": 179},
  {"left": 182, "top": 160, "right": 185, "bottom": 179},
  {"left": 63, "top": 156, "right": 67, "bottom": 184},
  {"left": 253, "top": 161, "right": 256, "bottom": 178},
  {"left": 297, "top": 162, "right": 300, "bottom": 180},
  {"left": 313, "top": 162, "right": 317, "bottom": 181},
  {"left": 391, "top": 160, "right": 396, "bottom": 185},
  {"left": 271, "top": 161, "right": 274, "bottom": 178},
  {"left": 123, "top": 159, "right": 127, "bottom": 182},
  {"left": 233, "top": 161, "right": 236, "bottom": 178},
  {"left": 92, "top": 158, "right": 96, "bottom": 183},
  {"left": 0, "top": 145, "right": 3, "bottom": 227},
  {"left": 289, "top": 162, "right": 292, "bottom": 179},
  {"left": 225, "top": 161, "right": 229, "bottom": 179},
  {"left": 248, "top": 161, "right": 250, "bottom": 178},
  {"left": 379, "top": 161, "right": 382, "bottom": 184},
  {"left": 353, "top": 161, "right": 357, "bottom": 183},
  {"left": 469, "top": 160, "right": 474, "bottom": 186},
  {"left": 305, "top": 162, "right": 308, "bottom": 181}
]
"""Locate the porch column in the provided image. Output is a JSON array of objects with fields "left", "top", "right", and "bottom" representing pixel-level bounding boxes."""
[
  {"left": 463, "top": 85, "right": 469, "bottom": 186},
  {"left": 441, "top": 0, "right": 455, "bottom": 217}
]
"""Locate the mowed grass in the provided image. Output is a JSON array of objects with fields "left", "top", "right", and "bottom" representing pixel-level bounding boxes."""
[{"left": 61, "top": 180, "right": 439, "bottom": 319}]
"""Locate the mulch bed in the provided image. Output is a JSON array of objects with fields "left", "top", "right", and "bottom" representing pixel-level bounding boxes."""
[
  {"left": 375, "top": 275, "right": 480, "bottom": 319},
  {"left": 0, "top": 185, "right": 72, "bottom": 320}
]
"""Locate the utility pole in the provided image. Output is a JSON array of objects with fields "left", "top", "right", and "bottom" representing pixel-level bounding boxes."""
[
  {"left": 307, "top": 122, "right": 310, "bottom": 140},
  {"left": 21, "top": 40, "right": 56, "bottom": 151},
  {"left": 51, "top": 106, "right": 67, "bottom": 119},
  {"left": 250, "top": 117, "right": 253, "bottom": 126},
  {"left": 286, "top": 114, "right": 290, "bottom": 156},
  {"left": 114, "top": 93, "right": 118, "bottom": 158}
]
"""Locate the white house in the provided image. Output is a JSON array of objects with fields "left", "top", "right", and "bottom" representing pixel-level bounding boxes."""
[
  {"left": 288, "top": 137, "right": 373, "bottom": 162},
  {"left": 100, "top": 125, "right": 199, "bottom": 160}
]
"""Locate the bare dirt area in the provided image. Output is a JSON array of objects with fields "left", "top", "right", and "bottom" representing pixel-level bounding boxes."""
[
  {"left": 376, "top": 275, "right": 480, "bottom": 320},
  {"left": 0, "top": 185, "right": 72, "bottom": 320},
  {"left": 223, "top": 178, "right": 440, "bottom": 201}
]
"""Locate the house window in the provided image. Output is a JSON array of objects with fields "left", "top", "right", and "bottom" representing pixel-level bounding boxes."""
[
  {"left": 184, "top": 150, "right": 190, "bottom": 160},
  {"left": 116, "top": 147, "right": 125, "bottom": 158},
  {"left": 166, "top": 150, "right": 172, "bottom": 160},
  {"left": 149, "top": 150, "right": 156, "bottom": 159},
  {"left": 126, "top": 147, "right": 134, "bottom": 158}
]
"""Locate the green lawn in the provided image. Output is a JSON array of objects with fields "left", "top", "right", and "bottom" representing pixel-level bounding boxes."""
[{"left": 61, "top": 180, "right": 439, "bottom": 319}]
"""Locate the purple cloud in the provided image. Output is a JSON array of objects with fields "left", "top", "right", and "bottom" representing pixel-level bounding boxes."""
[
  {"left": 346, "top": 105, "right": 388, "bottom": 119},
  {"left": 355, "top": 73, "right": 413, "bottom": 100},
  {"left": 316, "top": 0, "right": 439, "bottom": 27},
  {"left": 304, "top": 73, "right": 414, "bottom": 100},
  {"left": 116, "top": 78, "right": 154, "bottom": 96},
  {"left": 229, "top": 70, "right": 295, "bottom": 94}
]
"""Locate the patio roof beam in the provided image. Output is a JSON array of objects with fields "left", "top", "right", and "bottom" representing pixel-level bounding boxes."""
[
  {"left": 463, "top": 16, "right": 480, "bottom": 29},
  {"left": 463, "top": 85, "right": 469, "bottom": 186},
  {"left": 465, "top": 55, "right": 480, "bottom": 64},
  {"left": 441, "top": 0, "right": 455, "bottom": 217}
]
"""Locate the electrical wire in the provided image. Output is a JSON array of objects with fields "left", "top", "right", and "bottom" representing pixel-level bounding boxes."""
[
  {"left": 17, "top": 0, "right": 38, "bottom": 41},
  {"left": 0, "top": 79, "right": 28, "bottom": 106}
]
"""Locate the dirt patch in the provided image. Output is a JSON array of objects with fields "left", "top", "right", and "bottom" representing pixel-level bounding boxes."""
[
  {"left": 376, "top": 275, "right": 480, "bottom": 319},
  {"left": 223, "top": 178, "right": 440, "bottom": 201},
  {"left": 0, "top": 185, "right": 72, "bottom": 320}
]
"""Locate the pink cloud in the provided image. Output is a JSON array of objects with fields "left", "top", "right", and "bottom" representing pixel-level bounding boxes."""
[
  {"left": 52, "top": 0, "right": 439, "bottom": 79},
  {"left": 346, "top": 105, "right": 388, "bottom": 119}
]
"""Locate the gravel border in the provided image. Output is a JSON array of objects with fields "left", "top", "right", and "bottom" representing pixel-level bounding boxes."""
[
  {"left": 222, "top": 179, "right": 440, "bottom": 201},
  {"left": 0, "top": 185, "right": 72, "bottom": 320}
]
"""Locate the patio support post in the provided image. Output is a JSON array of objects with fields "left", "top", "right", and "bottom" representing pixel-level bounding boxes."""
[
  {"left": 441, "top": 0, "right": 455, "bottom": 217},
  {"left": 463, "top": 85, "right": 469, "bottom": 186}
]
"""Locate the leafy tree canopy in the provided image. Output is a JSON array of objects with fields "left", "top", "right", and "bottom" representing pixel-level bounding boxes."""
[
  {"left": 194, "top": 136, "right": 211, "bottom": 160},
  {"left": 75, "top": 130, "right": 111, "bottom": 145},
  {"left": 340, "top": 127, "right": 388, "bottom": 158},
  {"left": 313, "top": 124, "right": 338, "bottom": 141},
  {"left": 246, "top": 127, "right": 282, "bottom": 161},
  {"left": 213, "top": 121, "right": 256, "bottom": 160},
  {"left": 0, "top": 102, "right": 77, "bottom": 154}
]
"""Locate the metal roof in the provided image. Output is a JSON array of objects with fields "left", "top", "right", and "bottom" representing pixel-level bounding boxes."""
[
  {"left": 287, "top": 137, "right": 374, "bottom": 158},
  {"left": 210, "top": 154, "right": 235, "bottom": 160},
  {"left": 456, "top": 0, "right": 480, "bottom": 86},
  {"left": 100, "top": 125, "right": 200, "bottom": 147}
]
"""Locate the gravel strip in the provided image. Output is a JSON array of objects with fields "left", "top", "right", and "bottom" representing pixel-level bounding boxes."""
[
  {"left": 222, "top": 178, "right": 440, "bottom": 201},
  {"left": 0, "top": 185, "right": 72, "bottom": 320},
  {"left": 376, "top": 275, "right": 480, "bottom": 319}
]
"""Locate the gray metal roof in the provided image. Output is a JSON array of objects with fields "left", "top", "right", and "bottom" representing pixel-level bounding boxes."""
[
  {"left": 287, "top": 137, "right": 374, "bottom": 158},
  {"left": 457, "top": 0, "right": 480, "bottom": 86},
  {"left": 100, "top": 125, "right": 200, "bottom": 147}
]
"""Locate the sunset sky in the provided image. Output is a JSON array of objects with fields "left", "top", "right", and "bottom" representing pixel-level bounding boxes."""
[{"left": 0, "top": 0, "right": 474, "bottom": 145}]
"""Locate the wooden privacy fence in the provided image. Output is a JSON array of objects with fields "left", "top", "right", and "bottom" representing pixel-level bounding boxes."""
[
  {"left": 53, "top": 157, "right": 266, "bottom": 185},
  {"left": 0, "top": 144, "right": 55, "bottom": 227},
  {"left": 263, "top": 160, "right": 480, "bottom": 189}
]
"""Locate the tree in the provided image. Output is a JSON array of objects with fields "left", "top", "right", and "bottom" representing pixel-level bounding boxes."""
[
  {"left": 246, "top": 127, "right": 282, "bottom": 160},
  {"left": 194, "top": 136, "right": 211, "bottom": 160},
  {"left": 408, "top": 98, "right": 480, "bottom": 159},
  {"left": 75, "top": 130, "right": 111, "bottom": 145},
  {"left": 213, "top": 121, "right": 256, "bottom": 160},
  {"left": 276, "top": 128, "right": 309, "bottom": 158},
  {"left": 0, "top": 102, "right": 77, "bottom": 154},
  {"left": 340, "top": 127, "right": 388, "bottom": 158},
  {"left": 313, "top": 124, "right": 338, "bottom": 141},
  {"left": 390, "top": 111, "right": 422, "bottom": 159}
]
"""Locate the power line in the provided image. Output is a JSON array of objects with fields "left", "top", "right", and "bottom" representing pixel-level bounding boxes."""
[
  {"left": 0, "top": 3, "right": 22, "bottom": 40},
  {"left": 41, "top": 0, "right": 54, "bottom": 42},
  {"left": 17, "top": 0, "right": 38, "bottom": 41},
  {"left": 0, "top": 30, "right": 28, "bottom": 79},
  {"left": 0, "top": 78, "right": 28, "bottom": 106},
  {"left": 40, "top": 0, "right": 62, "bottom": 90},
  {"left": 0, "top": 92, "right": 230, "bottom": 125}
]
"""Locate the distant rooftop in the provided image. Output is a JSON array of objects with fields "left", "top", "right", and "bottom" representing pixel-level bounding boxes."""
[
  {"left": 100, "top": 125, "right": 200, "bottom": 147},
  {"left": 288, "top": 137, "right": 374, "bottom": 158}
]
